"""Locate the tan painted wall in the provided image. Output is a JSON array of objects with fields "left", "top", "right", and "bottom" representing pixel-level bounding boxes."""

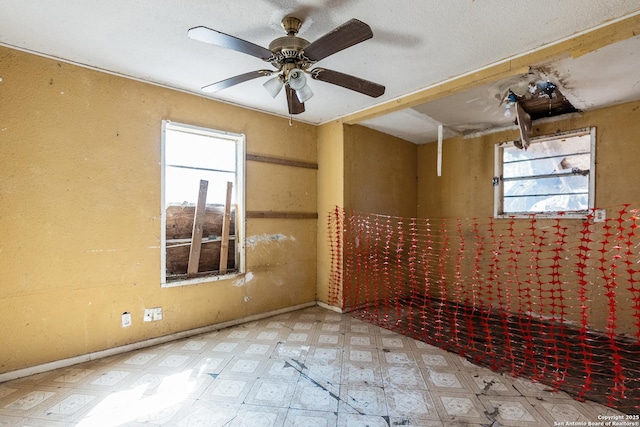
[
  {"left": 316, "top": 121, "right": 345, "bottom": 305},
  {"left": 417, "top": 133, "right": 496, "bottom": 218},
  {"left": 344, "top": 125, "right": 418, "bottom": 217},
  {"left": 0, "top": 46, "right": 317, "bottom": 373},
  {"left": 315, "top": 123, "right": 418, "bottom": 306},
  {"left": 418, "top": 100, "right": 640, "bottom": 218},
  {"left": 416, "top": 100, "right": 640, "bottom": 332}
]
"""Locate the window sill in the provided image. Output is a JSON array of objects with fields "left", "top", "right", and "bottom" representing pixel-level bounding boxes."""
[
  {"left": 161, "top": 271, "right": 241, "bottom": 288},
  {"left": 494, "top": 211, "right": 589, "bottom": 220}
]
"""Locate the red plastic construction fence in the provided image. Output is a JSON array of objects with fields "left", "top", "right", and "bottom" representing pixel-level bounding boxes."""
[{"left": 328, "top": 204, "right": 640, "bottom": 412}]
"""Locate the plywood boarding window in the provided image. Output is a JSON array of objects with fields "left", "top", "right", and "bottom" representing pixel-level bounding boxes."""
[
  {"left": 494, "top": 128, "right": 595, "bottom": 218},
  {"left": 161, "top": 121, "right": 244, "bottom": 287}
]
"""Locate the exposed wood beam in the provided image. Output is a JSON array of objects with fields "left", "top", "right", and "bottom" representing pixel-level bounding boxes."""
[
  {"left": 342, "top": 12, "right": 640, "bottom": 125},
  {"left": 343, "top": 64, "right": 531, "bottom": 124},
  {"left": 219, "top": 181, "right": 233, "bottom": 275},
  {"left": 564, "top": 13, "right": 640, "bottom": 59},
  {"left": 187, "top": 180, "right": 208, "bottom": 277}
]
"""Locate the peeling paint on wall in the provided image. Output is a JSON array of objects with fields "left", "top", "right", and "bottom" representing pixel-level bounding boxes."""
[
  {"left": 233, "top": 272, "right": 254, "bottom": 287},
  {"left": 245, "top": 233, "right": 295, "bottom": 248}
]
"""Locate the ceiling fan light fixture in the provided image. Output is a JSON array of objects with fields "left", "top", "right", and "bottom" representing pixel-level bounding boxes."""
[
  {"left": 263, "top": 75, "right": 284, "bottom": 98},
  {"left": 287, "top": 68, "right": 313, "bottom": 103},
  {"left": 287, "top": 69, "right": 306, "bottom": 90},
  {"left": 295, "top": 83, "right": 314, "bottom": 103}
]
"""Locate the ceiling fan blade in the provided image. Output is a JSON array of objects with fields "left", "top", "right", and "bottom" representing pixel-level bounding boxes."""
[
  {"left": 286, "top": 86, "right": 305, "bottom": 114},
  {"left": 202, "top": 70, "right": 273, "bottom": 93},
  {"left": 188, "top": 26, "right": 273, "bottom": 60},
  {"left": 303, "top": 19, "right": 373, "bottom": 62},
  {"left": 311, "top": 68, "right": 385, "bottom": 98}
]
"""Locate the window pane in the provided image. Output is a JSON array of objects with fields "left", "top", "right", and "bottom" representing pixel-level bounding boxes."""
[
  {"left": 165, "top": 166, "right": 236, "bottom": 206},
  {"left": 496, "top": 130, "right": 593, "bottom": 216},
  {"left": 162, "top": 121, "right": 244, "bottom": 284},
  {"left": 504, "top": 175, "right": 589, "bottom": 197},
  {"left": 504, "top": 193, "right": 589, "bottom": 213},
  {"left": 503, "top": 153, "right": 591, "bottom": 178},
  {"left": 503, "top": 134, "right": 590, "bottom": 162},
  {"left": 166, "top": 130, "right": 236, "bottom": 171}
]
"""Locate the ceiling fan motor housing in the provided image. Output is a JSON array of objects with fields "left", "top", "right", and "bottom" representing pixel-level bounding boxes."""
[{"left": 269, "top": 36, "right": 311, "bottom": 69}]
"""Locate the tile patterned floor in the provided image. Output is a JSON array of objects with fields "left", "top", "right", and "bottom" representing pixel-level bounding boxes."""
[{"left": 0, "top": 305, "right": 625, "bottom": 426}]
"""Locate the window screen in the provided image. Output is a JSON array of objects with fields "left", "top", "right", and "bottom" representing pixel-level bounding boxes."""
[{"left": 495, "top": 128, "right": 595, "bottom": 217}]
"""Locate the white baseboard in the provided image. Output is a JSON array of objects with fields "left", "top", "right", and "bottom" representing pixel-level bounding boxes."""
[
  {"left": 0, "top": 301, "right": 317, "bottom": 383},
  {"left": 316, "top": 301, "right": 343, "bottom": 313}
]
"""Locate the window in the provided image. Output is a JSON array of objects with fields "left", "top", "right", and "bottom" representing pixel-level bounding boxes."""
[
  {"left": 161, "top": 121, "right": 245, "bottom": 286},
  {"left": 494, "top": 128, "right": 595, "bottom": 218}
]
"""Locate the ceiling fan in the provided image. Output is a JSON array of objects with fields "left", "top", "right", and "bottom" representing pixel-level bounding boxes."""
[{"left": 187, "top": 16, "right": 385, "bottom": 115}]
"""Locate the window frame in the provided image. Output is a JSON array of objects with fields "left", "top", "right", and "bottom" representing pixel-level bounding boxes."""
[
  {"left": 160, "top": 120, "right": 246, "bottom": 288},
  {"left": 494, "top": 127, "right": 596, "bottom": 219}
]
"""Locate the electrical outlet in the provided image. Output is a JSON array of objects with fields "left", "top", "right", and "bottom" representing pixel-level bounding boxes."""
[
  {"left": 143, "top": 309, "right": 153, "bottom": 322},
  {"left": 153, "top": 307, "right": 163, "bottom": 321},
  {"left": 593, "top": 209, "right": 606, "bottom": 222},
  {"left": 121, "top": 312, "right": 132, "bottom": 328}
]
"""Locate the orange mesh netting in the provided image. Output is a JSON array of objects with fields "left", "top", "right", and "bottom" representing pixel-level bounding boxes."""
[{"left": 328, "top": 204, "right": 640, "bottom": 412}]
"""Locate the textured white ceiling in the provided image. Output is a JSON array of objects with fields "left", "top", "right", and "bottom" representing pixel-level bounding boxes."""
[{"left": 1, "top": 0, "right": 639, "bottom": 143}]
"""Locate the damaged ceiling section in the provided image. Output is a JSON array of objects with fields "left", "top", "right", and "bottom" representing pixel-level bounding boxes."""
[
  {"left": 500, "top": 78, "right": 578, "bottom": 121},
  {"left": 409, "top": 69, "right": 579, "bottom": 136},
  {"left": 361, "top": 34, "right": 640, "bottom": 144}
]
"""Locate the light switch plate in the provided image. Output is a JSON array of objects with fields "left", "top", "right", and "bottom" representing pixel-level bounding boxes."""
[{"left": 153, "top": 307, "right": 163, "bottom": 321}]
